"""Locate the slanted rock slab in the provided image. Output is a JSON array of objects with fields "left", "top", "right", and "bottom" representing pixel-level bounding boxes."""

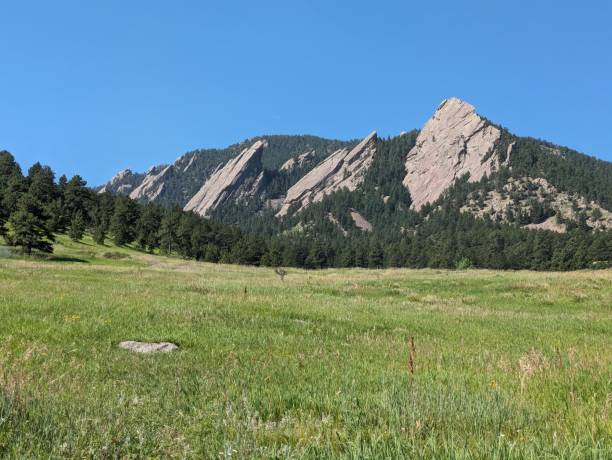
[
  {"left": 403, "top": 97, "right": 502, "bottom": 210},
  {"left": 277, "top": 131, "right": 377, "bottom": 217},
  {"left": 118, "top": 341, "right": 179, "bottom": 353}
]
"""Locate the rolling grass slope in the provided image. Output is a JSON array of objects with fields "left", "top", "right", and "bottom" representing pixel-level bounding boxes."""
[{"left": 0, "top": 238, "right": 611, "bottom": 458}]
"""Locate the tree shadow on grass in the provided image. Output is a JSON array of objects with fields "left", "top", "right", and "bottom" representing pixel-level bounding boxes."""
[{"left": 45, "top": 256, "right": 90, "bottom": 263}]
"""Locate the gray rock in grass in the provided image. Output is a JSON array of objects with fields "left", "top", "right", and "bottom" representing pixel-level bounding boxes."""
[{"left": 118, "top": 341, "right": 179, "bottom": 353}]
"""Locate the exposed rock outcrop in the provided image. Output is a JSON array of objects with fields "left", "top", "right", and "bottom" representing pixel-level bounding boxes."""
[
  {"left": 129, "top": 165, "right": 173, "bottom": 201},
  {"left": 403, "top": 98, "right": 501, "bottom": 210},
  {"left": 327, "top": 213, "right": 347, "bottom": 236},
  {"left": 350, "top": 209, "right": 372, "bottom": 232},
  {"left": 523, "top": 216, "right": 567, "bottom": 233},
  {"left": 460, "top": 176, "right": 612, "bottom": 231},
  {"left": 277, "top": 132, "right": 377, "bottom": 217},
  {"left": 280, "top": 150, "right": 316, "bottom": 172},
  {"left": 184, "top": 140, "right": 266, "bottom": 216},
  {"left": 98, "top": 169, "right": 144, "bottom": 195}
]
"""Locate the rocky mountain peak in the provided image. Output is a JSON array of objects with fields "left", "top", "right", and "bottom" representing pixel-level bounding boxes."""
[
  {"left": 184, "top": 139, "right": 266, "bottom": 216},
  {"left": 280, "top": 150, "right": 316, "bottom": 172},
  {"left": 98, "top": 168, "right": 143, "bottom": 195},
  {"left": 276, "top": 131, "right": 377, "bottom": 217},
  {"left": 129, "top": 165, "right": 173, "bottom": 201},
  {"left": 403, "top": 97, "right": 502, "bottom": 210}
]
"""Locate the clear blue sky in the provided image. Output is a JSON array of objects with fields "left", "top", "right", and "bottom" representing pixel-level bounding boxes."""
[{"left": 1, "top": 1, "right": 611, "bottom": 185}]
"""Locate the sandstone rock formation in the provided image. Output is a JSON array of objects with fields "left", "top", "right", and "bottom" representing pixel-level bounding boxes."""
[
  {"left": 277, "top": 132, "right": 377, "bottom": 217},
  {"left": 280, "top": 150, "right": 316, "bottom": 172},
  {"left": 350, "top": 209, "right": 372, "bottom": 231},
  {"left": 98, "top": 169, "right": 143, "bottom": 195},
  {"left": 403, "top": 98, "right": 501, "bottom": 210},
  {"left": 129, "top": 165, "right": 173, "bottom": 201},
  {"left": 184, "top": 140, "right": 266, "bottom": 216}
]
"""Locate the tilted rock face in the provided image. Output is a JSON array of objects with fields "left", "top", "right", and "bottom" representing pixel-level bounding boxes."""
[
  {"left": 277, "top": 132, "right": 377, "bottom": 217},
  {"left": 403, "top": 98, "right": 501, "bottom": 210},
  {"left": 129, "top": 165, "right": 173, "bottom": 201},
  {"left": 350, "top": 209, "right": 372, "bottom": 232},
  {"left": 280, "top": 150, "right": 316, "bottom": 172},
  {"left": 98, "top": 169, "right": 144, "bottom": 195},
  {"left": 184, "top": 140, "right": 266, "bottom": 216}
]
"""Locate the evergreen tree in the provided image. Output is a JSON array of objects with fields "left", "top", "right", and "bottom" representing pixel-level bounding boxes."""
[
  {"left": 93, "top": 221, "right": 106, "bottom": 245},
  {"left": 367, "top": 242, "right": 384, "bottom": 268},
  {"left": 0, "top": 152, "right": 24, "bottom": 234},
  {"left": 27, "top": 163, "right": 56, "bottom": 205},
  {"left": 305, "top": 240, "right": 327, "bottom": 269},
  {"left": 110, "top": 197, "right": 139, "bottom": 246},
  {"left": 338, "top": 245, "right": 355, "bottom": 268},
  {"left": 1, "top": 166, "right": 27, "bottom": 221},
  {"left": 136, "top": 204, "right": 162, "bottom": 252},
  {"left": 230, "top": 235, "right": 266, "bottom": 266},
  {"left": 158, "top": 207, "right": 182, "bottom": 254},
  {"left": 7, "top": 192, "right": 54, "bottom": 254},
  {"left": 204, "top": 243, "right": 221, "bottom": 262},
  {"left": 63, "top": 175, "right": 90, "bottom": 223},
  {"left": 68, "top": 210, "right": 86, "bottom": 242}
]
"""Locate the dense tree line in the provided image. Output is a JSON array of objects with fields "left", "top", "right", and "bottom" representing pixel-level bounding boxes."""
[
  {"left": 2, "top": 148, "right": 610, "bottom": 271},
  {"left": 259, "top": 206, "right": 611, "bottom": 271},
  {"left": 0, "top": 152, "right": 266, "bottom": 264},
  {"left": 192, "top": 135, "right": 612, "bottom": 271}
]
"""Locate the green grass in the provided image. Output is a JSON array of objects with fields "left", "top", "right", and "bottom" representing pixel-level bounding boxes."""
[{"left": 0, "top": 238, "right": 611, "bottom": 458}]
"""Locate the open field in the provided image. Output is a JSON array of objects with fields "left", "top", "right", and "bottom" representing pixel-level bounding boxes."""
[{"left": 1, "top": 237, "right": 611, "bottom": 458}]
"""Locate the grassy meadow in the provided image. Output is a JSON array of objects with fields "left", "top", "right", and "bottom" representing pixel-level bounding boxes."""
[{"left": 0, "top": 236, "right": 611, "bottom": 458}]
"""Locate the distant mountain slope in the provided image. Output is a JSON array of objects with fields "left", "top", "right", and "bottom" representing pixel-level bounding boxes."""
[
  {"left": 99, "top": 98, "right": 612, "bottom": 239},
  {"left": 100, "top": 135, "right": 354, "bottom": 208}
]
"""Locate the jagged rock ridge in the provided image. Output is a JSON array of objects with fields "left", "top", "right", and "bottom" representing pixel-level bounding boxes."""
[
  {"left": 129, "top": 165, "right": 173, "bottom": 201},
  {"left": 280, "top": 150, "right": 316, "bottom": 172},
  {"left": 184, "top": 140, "right": 267, "bottom": 216},
  {"left": 98, "top": 169, "right": 144, "bottom": 195},
  {"left": 277, "top": 132, "right": 377, "bottom": 217},
  {"left": 403, "top": 97, "right": 502, "bottom": 210}
]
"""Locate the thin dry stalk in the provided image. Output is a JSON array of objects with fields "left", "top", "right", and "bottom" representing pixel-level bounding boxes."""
[{"left": 408, "top": 336, "right": 416, "bottom": 382}]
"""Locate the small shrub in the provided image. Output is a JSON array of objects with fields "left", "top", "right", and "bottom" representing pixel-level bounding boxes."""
[
  {"left": 455, "top": 257, "right": 472, "bottom": 270},
  {"left": 102, "top": 251, "right": 130, "bottom": 260},
  {"left": 274, "top": 268, "right": 287, "bottom": 281}
]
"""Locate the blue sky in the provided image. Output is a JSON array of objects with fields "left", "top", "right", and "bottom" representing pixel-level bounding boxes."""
[{"left": 1, "top": 1, "right": 611, "bottom": 185}]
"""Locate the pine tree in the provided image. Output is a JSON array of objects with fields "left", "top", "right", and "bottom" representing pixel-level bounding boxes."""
[
  {"left": 27, "top": 163, "right": 56, "bottom": 206},
  {"left": 93, "top": 222, "right": 106, "bottom": 245},
  {"left": 338, "top": 245, "right": 354, "bottom": 268},
  {"left": 136, "top": 204, "right": 162, "bottom": 252},
  {"left": 305, "top": 240, "right": 326, "bottom": 269},
  {"left": 1, "top": 167, "right": 27, "bottom": 221},
  {"left": 7, "top": 192, "right": 54, "bottom": 254},
  {"left": 367, "top": 242, "right": 384, "bottom": 268},
  {"left": 110, "top": 197, "right": 139, "bottom": 246},
  {"left": 63, "top": 175, "right": 90, "bottom": 224},
  {"left": 68, "top": 210, "right": 86, "bottom": 242},
  {"left": 0, "top": 152, "right": 25, "bottom": 233},
  {"left": 158, "top": 208, "right": 182, "bottom": 254},
  {"left": 91, "top": 203, "right": 109, "bottom": 245}
]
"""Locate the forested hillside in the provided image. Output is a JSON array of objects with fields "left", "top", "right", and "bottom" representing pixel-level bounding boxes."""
[
  {"left": 0, "top": 152, "right": 267, "bottom": 264},
  {"left": 4, "top": 99, "right": 612, "bottom": 271}
]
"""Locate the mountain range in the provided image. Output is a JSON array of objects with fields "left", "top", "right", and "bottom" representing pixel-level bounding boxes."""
[{"left": 100, "top": 97, "right": 612, "bottom": 238}]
